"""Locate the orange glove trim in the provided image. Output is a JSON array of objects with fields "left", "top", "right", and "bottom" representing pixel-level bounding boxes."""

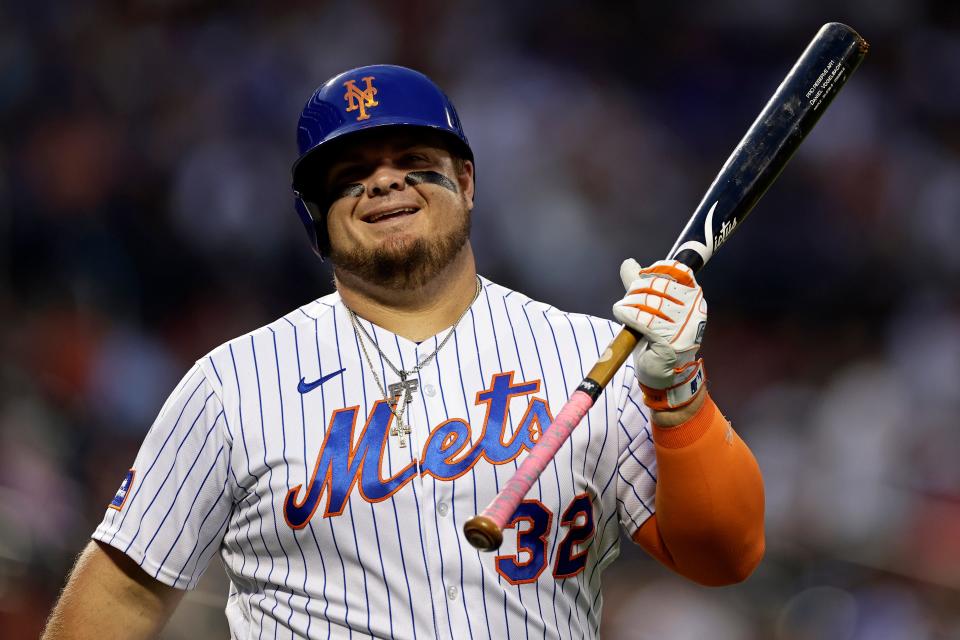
[
  {"left": 626, "top": 287, "right": 684, "bottom": 305},
  {"left": 669, "top": 287, "right": 703, "bottom": 345},
  {"left": 637, "top": 263, "right": 696, "bottom": 287},
  {"left": 625, "top": 303, "right": 674, "bottom": 323},
  {"left": 638, "top": 360, "right": 704, "bottom": 411}
]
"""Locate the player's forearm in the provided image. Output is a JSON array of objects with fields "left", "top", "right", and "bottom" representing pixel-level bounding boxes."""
[
  {"left": 42, "top": 541, "right": 183, "bottom": 640},
  {"left": 634, "top": 393, "right": 765, "bottom": 585}
]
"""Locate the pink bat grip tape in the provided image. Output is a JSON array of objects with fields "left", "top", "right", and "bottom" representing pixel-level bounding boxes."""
[{"left": 463, "top": 390, "right": 595, "bottom": 550}]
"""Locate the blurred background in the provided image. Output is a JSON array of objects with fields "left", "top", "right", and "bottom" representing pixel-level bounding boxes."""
[{"left": 1, "top": 1, "right": 959, "bottom": 638}]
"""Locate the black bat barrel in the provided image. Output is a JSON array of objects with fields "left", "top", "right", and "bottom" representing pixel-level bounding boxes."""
[{"left": 668, "top": 22, "right": 869, "bottom": 273}]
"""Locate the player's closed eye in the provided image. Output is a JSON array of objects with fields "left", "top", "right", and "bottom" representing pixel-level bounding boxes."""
[
  {"left": 399, "top": 152, "right": 432, "bottom": 166},
  {"left": 327, "top": 166, "right": 367, "bottom": 193}
]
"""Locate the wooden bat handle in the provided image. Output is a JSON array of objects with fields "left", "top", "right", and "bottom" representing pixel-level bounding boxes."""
[{"left": 585, "top": 326, "right": 643, "bottom": 388}]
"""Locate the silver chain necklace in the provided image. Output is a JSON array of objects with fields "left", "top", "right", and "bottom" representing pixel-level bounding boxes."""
[{"left": 348, "top": 276, "right": 482, "bottom": 448}]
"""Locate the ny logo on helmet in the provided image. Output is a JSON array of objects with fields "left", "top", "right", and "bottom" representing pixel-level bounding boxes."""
[{"left": 343, "top": 76, "right": 379, "bottom": 121}]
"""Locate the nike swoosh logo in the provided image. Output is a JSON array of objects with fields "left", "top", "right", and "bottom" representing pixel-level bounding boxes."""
[{"left": 297, "top": 368, "right": 346, "bottom": 394}]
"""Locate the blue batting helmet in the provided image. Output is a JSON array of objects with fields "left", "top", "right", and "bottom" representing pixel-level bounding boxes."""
[{"left": 291, "top": 64, "right": 474, "bottom": 257}]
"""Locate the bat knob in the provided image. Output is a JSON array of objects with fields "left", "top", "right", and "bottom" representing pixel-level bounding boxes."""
[{"left": 463, "top": 515, "right": 503, "bottom": 551}]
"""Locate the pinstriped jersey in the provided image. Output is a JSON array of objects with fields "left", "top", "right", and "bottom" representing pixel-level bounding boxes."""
[{"left": 93, "top": 277, "right": 656, "bottom": 640}]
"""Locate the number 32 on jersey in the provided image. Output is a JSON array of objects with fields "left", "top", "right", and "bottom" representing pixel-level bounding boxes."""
[{"left": 495, "top": 493, "right": 595, "bottom": 584}]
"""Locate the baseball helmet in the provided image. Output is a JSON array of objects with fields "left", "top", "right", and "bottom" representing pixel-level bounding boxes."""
[{"left": 291, "top": 64, "right": 474, "bottom": 257}]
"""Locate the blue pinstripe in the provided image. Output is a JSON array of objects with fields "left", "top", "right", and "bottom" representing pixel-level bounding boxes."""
[
  {"left": 452, "top": 328, "right": 494, "bottom": 640},
  {"left": 416, "top": 335, "right": 457, "bottom": 640},
  {"left": 561, "top": 314, "right": 591, "bottom": 470},
  {"left": 250, "top": 335, "right": 289, "bottom": 640},
  {"left": 206, "top": 359, "right": 234, "bottom": 442},
  {"left": 250, "top": 334, "right": 282, "bottom": 638},
  {"left": 537, "top": 308, "right": 576, "bottom": 640},
  {"left": 208, "top": 357, "right": 224, "bottom": 385},
  {"left": 480, "top": 288, "right": 530, "bottom": 640},
  {"left": 138, "top": 416, "right": 223, "bottom": 558},
  {"left": 271, "top": 326, "right": 310, "bottom": 636},
  {"left": 466, "top": 306, "right": 512, "bottom": 640},
  {"left": 615, "top": 465, "right": 654, "bottom": 514},
  {"left": 619, "top": 425, "right": 657, "bottom": 482},
  {"left": 348, "top": 316, "right": 397, "bottom": 639},
  {"left": 616, "top": 498, "right": 643, "bottom": 531},
  {"left": 625, "top": 394, "right": 650, "bottom": 426},
  {"left": 562, "top": 319, "right": 592, "bottom": 635},
  {"left": 588, "top": 513, "right": 621, "bottom": 586},
  {"left": 176, "top": 480, "right": 232, "bottom": 585},
  {"left": 314, "top": 314, "right": 354, "bottom": 638},
  {"left": 582, "top": 320, "right": 603, "bottom": 480},
  {"left": 584, "top": 322, "right": 610, "bottom": 638},
  {"left": 588, "top": 329, "right": 616, "bottom": 640},
  {"left": 595, "top": 451, "right": 623, "bottom": 565},
  {"left": 294, "top": 316, "right": 330, "bottom": 639},
  {"left": 502, "top": 293, "right": 548, "bottom": 640},
  {"left": 540, "top": 310, "right": 577, "bottom": 557},
  {"left": 394, "top": 338, "right": 443, "bottom": 637},
  {"left": 153, "top": 443, "right": 226, "bottom": 580},
  {"left": 333, "top": 307, "right": 374, "bottom": 638},
  {"left": 432, "top": 340, "right": 475, "bottom": 640},
  {"left": 107, "top": 376, "right": 206, "bottom": 544},
  {"left": 229, "top": 345, "right": 262, "bottom": 585},
  {"left": 121, "top": 393, "right": 217, "bottom": 551},
  {"left": 469, "top": 314, "right": 501, "bottom": 640},
  {"left": 369, "top": 323, "right": 419, "bottom": 640},
  {"left": 519, "top": 303, "right": 565, "bottom": 640},
  {"left": 542, "top": 311, "right": 588, "bottom": 637},
  {"left": 451, "top": 332, "right": 493, "bottom": 639},
  {"left": 589, "top": 516, "right": 621, "bottom": 616}
]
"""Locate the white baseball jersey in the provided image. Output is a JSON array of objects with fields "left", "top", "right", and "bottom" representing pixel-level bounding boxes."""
[{"left": 93, "top": 276, "right": 657, "bottom": 640}]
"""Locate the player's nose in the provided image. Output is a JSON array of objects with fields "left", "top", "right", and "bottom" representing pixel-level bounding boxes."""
[{"left": 367, "top": 165, "right": 406, "bottom": 197}]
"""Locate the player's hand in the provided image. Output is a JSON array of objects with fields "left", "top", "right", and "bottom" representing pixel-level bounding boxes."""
[{"left": 612, "top": 259, "right": 707, "bottom": 411}]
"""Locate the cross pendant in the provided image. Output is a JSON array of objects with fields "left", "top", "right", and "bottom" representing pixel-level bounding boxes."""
[
  {"left": 391, "top": 418, "right": 413, "bottom": 448},
  {"left": 388, "top": 378, "right": 418, "bottom": 448}
]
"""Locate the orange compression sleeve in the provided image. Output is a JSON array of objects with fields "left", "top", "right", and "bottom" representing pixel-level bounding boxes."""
[{"left": 631, "top": 393, "right": 765, "bottom": 586}]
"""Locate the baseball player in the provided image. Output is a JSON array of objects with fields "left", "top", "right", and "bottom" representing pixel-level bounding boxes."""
[{"left": 44, "top": 65, "right": 764, "bottom": 639}]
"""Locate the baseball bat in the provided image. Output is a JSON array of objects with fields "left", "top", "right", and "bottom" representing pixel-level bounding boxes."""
[{"left": 464, "top": 22, "right": 869, "bottom": 551}]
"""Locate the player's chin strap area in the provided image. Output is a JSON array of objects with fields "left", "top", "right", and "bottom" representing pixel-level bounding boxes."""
[{"left": 638, "top": 359, "right": 705, "bottom": 411}]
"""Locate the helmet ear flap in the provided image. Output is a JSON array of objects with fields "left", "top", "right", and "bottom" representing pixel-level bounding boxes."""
[{"left": 294, "top": 197, "right": 329, "bottom": 259}]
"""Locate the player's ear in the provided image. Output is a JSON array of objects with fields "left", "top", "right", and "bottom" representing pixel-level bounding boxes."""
[{"left": 457, "top": 159, "right": 475, "bottom": 208}]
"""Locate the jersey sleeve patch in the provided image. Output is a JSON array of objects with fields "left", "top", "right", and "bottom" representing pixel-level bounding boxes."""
[{"left": 108, "top": 469, "right": 136, "bottom": 511}]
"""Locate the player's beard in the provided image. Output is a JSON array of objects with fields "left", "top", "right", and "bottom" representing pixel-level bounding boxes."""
[{"left": 329, "top": 209, "right": 472, "bottom": 290}]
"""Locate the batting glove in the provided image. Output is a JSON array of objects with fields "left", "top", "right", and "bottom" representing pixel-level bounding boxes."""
[{"left": 612, "top": 259, "right": 708, "bottom": 411}]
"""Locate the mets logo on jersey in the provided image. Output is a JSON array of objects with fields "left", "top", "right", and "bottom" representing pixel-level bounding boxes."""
[
  {"left": 108, "top": 468, "right": 135, "bottom": 511},
  {"left": 283, "top": 372, "right": 551, "bottom": 529},
  {"left": 343, "top": 76, "right": 379, "bottom": 121}
]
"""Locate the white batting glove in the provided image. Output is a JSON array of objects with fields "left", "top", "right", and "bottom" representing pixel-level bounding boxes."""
[{"left": 612, "top": 259, "right": 708, "bottom": 411}]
